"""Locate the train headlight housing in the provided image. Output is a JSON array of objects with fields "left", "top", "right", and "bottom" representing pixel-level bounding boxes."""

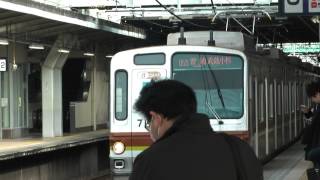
[{"left": 112, "top": 141, "right": 125, "bottom": 155}]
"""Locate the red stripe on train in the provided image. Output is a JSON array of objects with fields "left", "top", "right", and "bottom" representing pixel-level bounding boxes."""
[
  {"left": 110, "top": 132, "right": 152, "bottom": 147},
  {"left": 109, "top": 131, "right": 249, "bottom": 147}
]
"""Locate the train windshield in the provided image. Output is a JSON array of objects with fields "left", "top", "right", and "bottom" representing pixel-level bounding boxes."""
[{"left": 172, "top": 52, "right": 244, "bottom": 119}]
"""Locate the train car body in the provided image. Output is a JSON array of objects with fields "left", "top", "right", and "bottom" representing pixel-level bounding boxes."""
[{"left": 109, "top": 31, "right": 318, "bottom": 176}]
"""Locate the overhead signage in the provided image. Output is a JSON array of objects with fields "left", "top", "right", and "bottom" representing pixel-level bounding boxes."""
[
  {"left": 0, "top": 59, "right": 6, "bottom": 71},
  {"left": 309, "top": 0, "right": 320, "bottom": 13},
  {"left": 172, "top": 54, "right": 243, "bottom": 71},
  {"left": 282, "top": 0, "right": 320, "bottom": 14},
  {"left": 284, "top": 0, "right": 304, "bottom": 13},
  {"left": 278, "top": 42, "right": 320, "bottom": 53}
]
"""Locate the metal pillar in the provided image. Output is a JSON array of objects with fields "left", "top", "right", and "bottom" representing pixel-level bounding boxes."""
[
  {"left": 0, "top": 72, "right": 2, "bottom": 139},
  {"left": 42, "top": 34, "right": 76, "bottom": 137}
]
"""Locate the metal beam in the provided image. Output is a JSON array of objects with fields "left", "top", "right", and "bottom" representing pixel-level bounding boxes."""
[
  {"left": 26, "top": 24, "right": 80, "bottom": 38},
  {"left": 0, "top": 14, "right": 36, "bottom": 26},
  {"left": 11, "top": 20, "right": 60, "bottom": 34}
]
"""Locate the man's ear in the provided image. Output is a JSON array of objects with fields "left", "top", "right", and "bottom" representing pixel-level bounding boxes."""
[{"left": 149, "top": 111, "right": 163, "bottom": 126}]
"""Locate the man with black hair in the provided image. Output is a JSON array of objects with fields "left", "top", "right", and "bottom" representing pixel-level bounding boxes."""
[{"left": 129, "top": 79, "right": 263, "bottom": 180}]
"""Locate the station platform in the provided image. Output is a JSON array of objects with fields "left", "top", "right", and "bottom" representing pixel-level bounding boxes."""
[
  {"left": 263, "top": 142, "right": 313, "bottom": 180},
  {"left": 0, "top": 129, "right": 109, "bottom": 161}
]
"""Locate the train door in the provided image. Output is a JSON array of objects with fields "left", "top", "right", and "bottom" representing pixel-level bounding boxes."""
[{"left": 130, "top": 69, "right": 167, "bottom": 158}]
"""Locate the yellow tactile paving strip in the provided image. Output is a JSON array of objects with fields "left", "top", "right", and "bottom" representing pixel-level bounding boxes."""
[{"left": 0, "top": 129, "right": 109, "bottom": 160}]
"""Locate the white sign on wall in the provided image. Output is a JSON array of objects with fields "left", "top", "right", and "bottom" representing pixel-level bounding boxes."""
[
  {"left": 309, "top": 0, "right": 320, "bottom": 13},
  {"left": 284, "top": 0, "right": 304, "bottom": 13},
  {"left": 0, "top": 59, "right": 6, "bottom": 71}
]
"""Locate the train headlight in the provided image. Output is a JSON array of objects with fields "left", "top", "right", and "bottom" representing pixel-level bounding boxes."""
[{"left": 112, "top": 141, "right": 125, "bottom": 155}]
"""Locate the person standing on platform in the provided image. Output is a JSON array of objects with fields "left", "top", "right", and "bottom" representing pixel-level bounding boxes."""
[
  {"left": 303, "top": 81, "right": 320, "bottom": 168},
  {"left": 301, "top": 103, "right": 319, "bottom": 159},
  {"left": 129, "top": 79, "right": 263, "bottom": 180}
]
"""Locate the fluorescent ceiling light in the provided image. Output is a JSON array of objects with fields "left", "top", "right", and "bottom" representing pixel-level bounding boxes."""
[
  {"left": 83, "top": 52, "right": 95, "bottom": 57},
  {"left": 105, "top": 55, "right": 113, "bottom": 58},
  {"left": 0, "top": 39, "right": 9, "bottom": 45},
  {"left": 57, "top": 48, "right": 70, "bottom": 54},
  {"left": 29, "top": 43, "right": 44, "bottom": 50}
]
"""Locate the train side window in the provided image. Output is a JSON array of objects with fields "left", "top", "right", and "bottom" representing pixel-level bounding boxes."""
[
  {"left": 273, "top": 80, "right": 279, "bottom": 118},
  {"left": 269, "top": 82, "right": 274, "bottom": 118},
  {"left": 259, "top": 82, "right": 265, "bottom": 122},
  {"left": 292, "top": 82, "right": 296, "bottom": 113},
  {"left": 134, "top": 53, "right": 165, "bottom": 65},
  {"left": 285, "top": 83, "right": 288, "bottom": 114},
  {"left": 289, "top": 82, "right": 292, "bottom": 114},
  {"left": 278, "top": 82, "right": 284, "bottom": 115},
  {"left": 115, "top": 70, "right": 128, "bottom": 120},
  {"left": 291, "top": 82, "right": 295, "bottom": 113},
  {"left": 250, "top": 76, "right": 257, "bottom": 132},
  {"left": 298, "top": 83, "right": 302, "bottom": 111},
  {"left": 277, "top": 83, "right": 282, "bottom": 116}
]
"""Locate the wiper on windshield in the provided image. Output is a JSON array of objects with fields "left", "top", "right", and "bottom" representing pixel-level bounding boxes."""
[{"left": 205, "top": 56, "right": 226, "bottom": 109}]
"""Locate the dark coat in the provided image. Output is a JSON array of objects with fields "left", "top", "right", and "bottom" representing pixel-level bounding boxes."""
[
  {"left": 310, "top": 111, "right": 320, "bottom": 149},
  {"left": 129, "top": 113, "right": 263, "bottom": 180},
  {"left": 301, "top": 104, "right": 319, "bottom": 146}
]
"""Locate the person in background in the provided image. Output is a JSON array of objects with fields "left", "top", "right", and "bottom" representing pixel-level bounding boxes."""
[
  {"left": 303, "top": 81, "right": 320, "bottom": 168},
  {"left": 129, "top": 79, "right": 263, "bottom": 180},
  {"left": 301, "top": 103, "right": 318, "bottom": 159},
  {"left": 301, "top": 104, "right": 315, "bottom": 123}
]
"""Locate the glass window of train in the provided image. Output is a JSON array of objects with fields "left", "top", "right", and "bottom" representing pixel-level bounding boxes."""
[
  {"left": 171, "top": 52, "right": 244, "bottom": 119},
  {"left": 269, "top": 83, "right": 274, "bottom": 118},
  {"left": 251, "top": 77, "right": 257, "bottom": 130},
  {"left": 292, "top": 82, "right": 296, "bottom": 113},
  {"left": 277, "top": 83, "right": 281, "bottom": 116},
  {"left": 284, "top": 84, "right": 287, "bottom": 114},
  {"left": 290, "top": 82, "right": 295, "bottom": 113},
  {"left": 297, "top": 83, "right": 301, "bottom": 111},
  {"left": 292, "top": 82, "right": 295, "bottom": 113},
  {"left": 115, "top": 70, "right": 128, "bottom": 120},
  {"left": 134, "top": 53, "right": 165, "bottom": 65},
  {"left": 254, "top": 78, "right": 258, "bottom": 127},
  {"left": 285, "top": 84, "right": 289, "bottom": 114},
  {"left": 289, "top": 82, "right": 292, "bottom": 114},
  {"left": 259, "top": 82, "right": 265, "bottom": 122},
  {"left": 273, "top": 80, "right": 277, "bottom": 117}
]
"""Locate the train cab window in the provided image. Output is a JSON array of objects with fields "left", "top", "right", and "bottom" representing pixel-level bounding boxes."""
[
  {"left": 172, "top": 52, "right": 244, "bottom": 119},
  {"left": 134, "top": 53, "right": 165, "bottom": 65},
  {"left": 115, "top": 70, "right": 128, "bottom": 120}
]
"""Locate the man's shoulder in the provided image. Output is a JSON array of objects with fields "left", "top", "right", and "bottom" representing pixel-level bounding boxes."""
[
  {"left": 221, "top": 134, "right": 260, "bottom": 162},
  {"left": 227, "top": 135, "right": 255, "bottom": 154},
  {"left": 134, "top": 143, "right": 162, "bottom": 161}
]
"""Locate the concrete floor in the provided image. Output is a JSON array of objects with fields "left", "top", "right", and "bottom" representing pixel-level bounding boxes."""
[
  {"left": 263, "top": 142, "right": 313, "bottom": 180},
  {"left": 0, "top": 129, "right": 108, "bottom": 160}
]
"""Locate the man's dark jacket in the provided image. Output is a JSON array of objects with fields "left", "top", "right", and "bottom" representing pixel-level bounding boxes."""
[
  {"left": 129, "top": 113, "right": 263, "bottom": 180},
  {"left": 308, "top": 111, "right": 320, "bottom": 149}
]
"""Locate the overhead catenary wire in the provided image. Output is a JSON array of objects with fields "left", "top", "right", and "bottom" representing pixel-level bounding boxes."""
[
  {"left": 210, "top": 0, "right": 216, "bottom": 14},
  {"left": 154, "top": 0, "right": 211, "bottom": 29}
]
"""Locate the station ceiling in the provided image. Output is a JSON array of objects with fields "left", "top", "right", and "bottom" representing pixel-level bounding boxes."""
[
  {"left": 0, "top": 0, "right": 319, "bottom": 51},
  {"left": 0, "top": 0, "right": 147, "bottom": 52},
  {"left": 73, "top": 2, "right": 319, "bottom": 45},
  {"left": 123, "top": 15, "right": 319, "bottom": 44}
]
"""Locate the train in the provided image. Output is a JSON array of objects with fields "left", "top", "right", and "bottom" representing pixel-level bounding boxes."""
[{"left": 109, "top": 30, "right": 320, "bottom": 177}]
